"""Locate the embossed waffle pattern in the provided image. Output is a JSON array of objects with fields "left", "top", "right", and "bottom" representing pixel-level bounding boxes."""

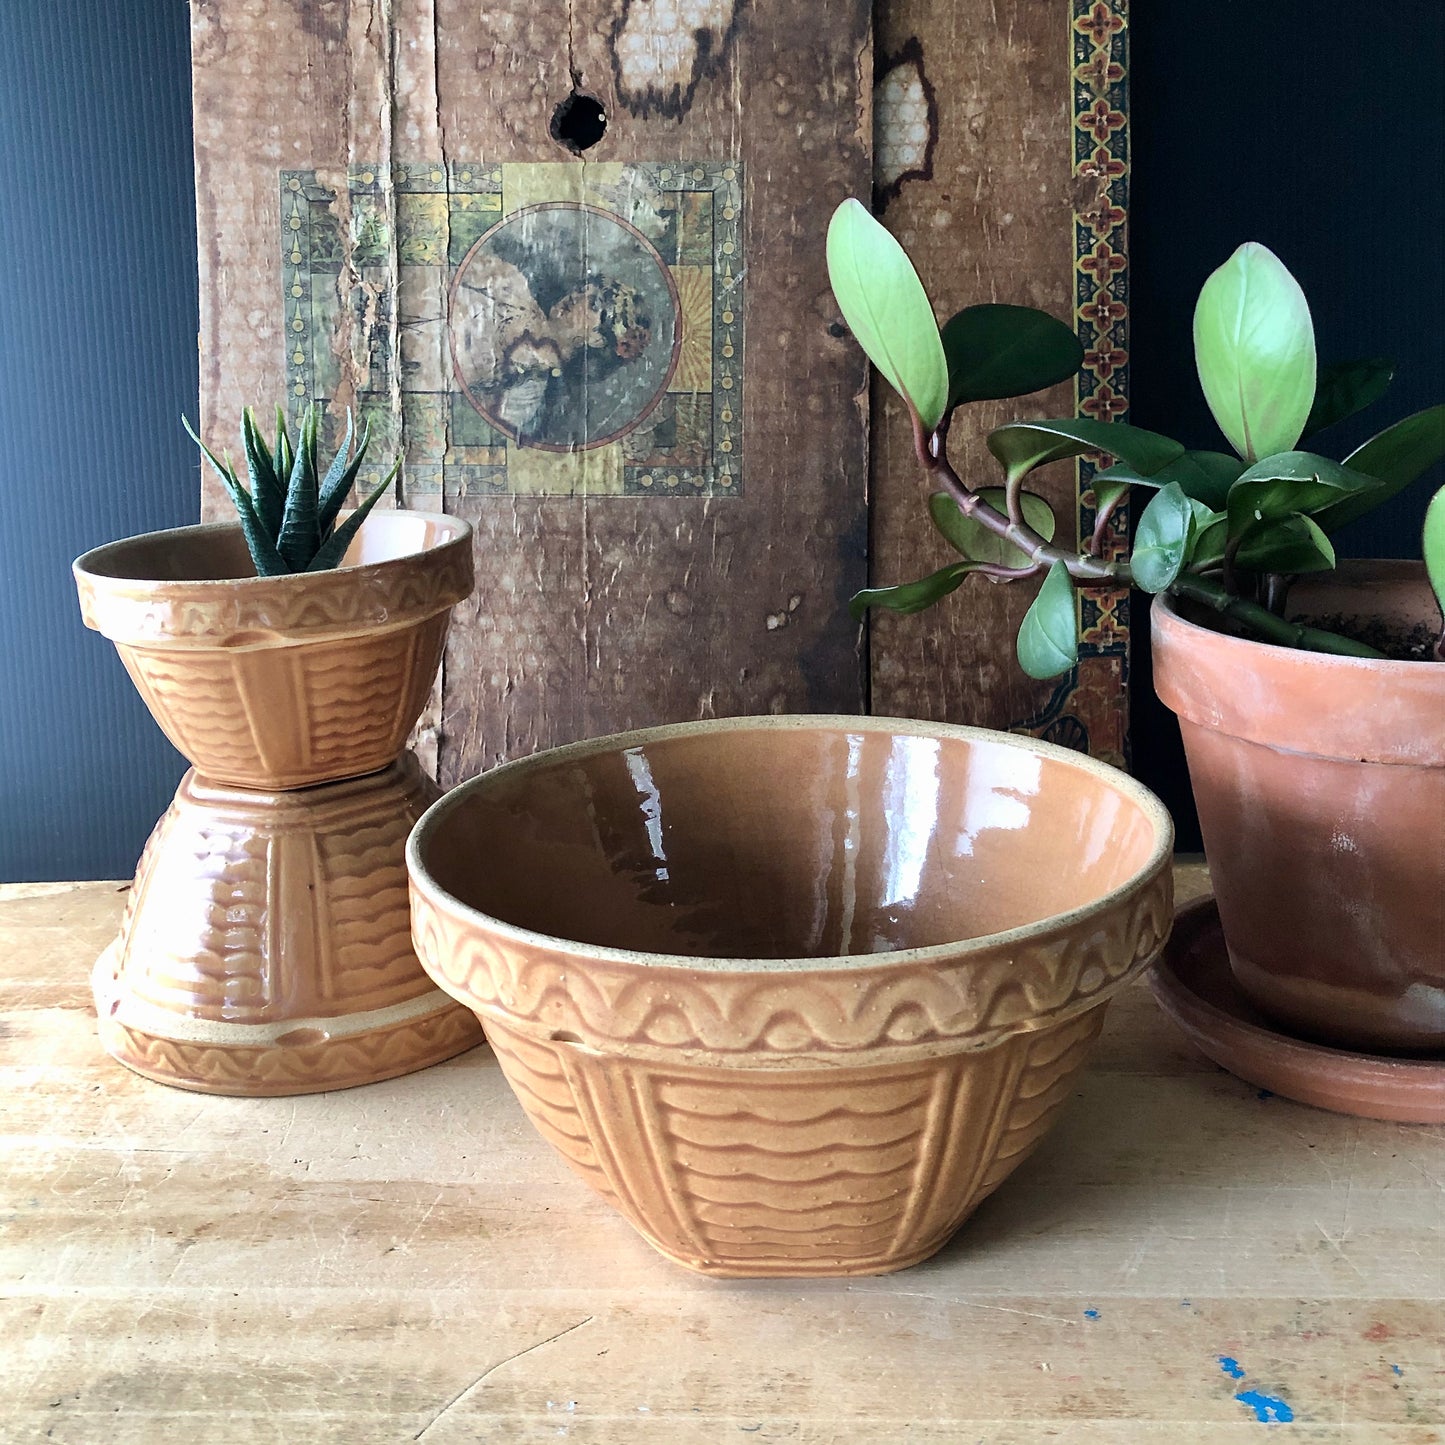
[
  {"left": 75, "top": 531, "right": 473, "bottom": 645},
  {"left": 117, "top": 613, "right": 448, "bottom": 788},
  {"left": 97, "top": 1002, "right": 483, "bottom": 1098},
  {"left": 114, "top": 765, "right": 441, "bottom": 1024},
  {"left": 482, "top": 1011, "right": 1099, "bottom": 1277},
  {"left": 413, "top": 867, "right": 1172, "bottom": 1057},
  {"left": 968, "top": 1008, "right": 1106, "bottom": 1202}
]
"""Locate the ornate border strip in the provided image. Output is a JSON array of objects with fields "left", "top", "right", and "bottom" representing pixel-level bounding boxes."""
[{"left": 1071, "top": 0, "right": 1130, "bottom": 757}]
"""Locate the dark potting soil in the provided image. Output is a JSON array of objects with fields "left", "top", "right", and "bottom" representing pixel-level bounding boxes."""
[{"left": 1295, "top": 614, "right": 1440, "bottom": 662}]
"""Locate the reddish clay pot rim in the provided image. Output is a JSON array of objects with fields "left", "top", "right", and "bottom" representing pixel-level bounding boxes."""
[
  {"left": 74, "top": 510, "right": 473, "bottom": 647},
  {"left": 1149, "top": 897, "right": 1445, "bottom": 1122},
  {"left": 407, "top": 714, "right": 1174, "bottom": 975},
  {"left": 1153, "top": 560, "right": 1445, "bottom": 766}
]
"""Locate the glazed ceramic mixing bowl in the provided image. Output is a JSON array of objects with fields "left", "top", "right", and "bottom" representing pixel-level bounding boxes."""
[
  {"left": 408, "top": 716, "right": 1173, "bottom": 1277},
  {"left": 74, "top": 511, "right": 473, "bottom": 789}
]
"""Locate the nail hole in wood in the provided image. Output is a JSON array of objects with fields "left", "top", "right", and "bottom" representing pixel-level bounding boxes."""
[{"left": 550, "top": 92, "right": 607, "bottom": 154}]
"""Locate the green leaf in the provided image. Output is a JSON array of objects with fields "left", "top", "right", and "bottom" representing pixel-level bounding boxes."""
[
  {"left": 318, "top": 417, "right": 375, "bottom": 534},
  {"left": 1424, "top": 486, "right": 1445, "bottom": 622},
  {"left": 987, "top": 418, "right": 1184, "bottom": 482},
  {"left": 275, "top": 406, "right": 294, "bottom": 485},
  {"left": 1314, "top": 404, "right": 1445, "bottom": 533},
  {"left": 848, "top": 561, "right": 982, "bottom": 619},
  {"left": 1236, "top": 513, "right": 1336, "bottom": 574},
  {"left": 1227, "top": 450, "right": 1382, "bottom": 541},
  {"left": 1132, "top": 482, "right": 1194, "bottom": 593},
  {"left": 1090, "top": 449, "right": 1244, "bottom": 511},
  {"left": 1157, "top": 450, "right": 1244, "bottom": 509},
  {"left": 1015, "top": 561, "right": 1077, "bottom": 680},
  {"left": 940, "top": 304, "right": 1083, "bottom": 409},
  {"left": 182, "top": 417, "right": 289, "bottom": 576},
  {"left": 1300, "top": 358, "right": 1395, "bottom": 441},
  {"left": 278, "top": 405, "right": 322, "bottom": 569},
  {"left": 240, "top": 407, "right": 285, "bottom": 538},
  {"left": 928, "top": 487, "right": 1056, "bottom": 567},
  {"left": 1189, "top": 514, "right": 1229, "bottom": 569},
  {"left": 317, "top": 409, "right": 356, "bottom": 504},
  {"left": 826, "top": 198, "right": 948, "bottom": 431},
  {"left": 305, "top": 461, "right": 399, "bottom": 571},
  {"left": 1193, "top": 241, "right": 1316, "bottom": 461}
]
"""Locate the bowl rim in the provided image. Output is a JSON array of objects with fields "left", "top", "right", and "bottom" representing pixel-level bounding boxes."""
[
  {"left": 72, "top": 509, "right": 471, "bottom": 591},
  {"left": 407, "top": 714, "right": 1175, "bottom": 974}
]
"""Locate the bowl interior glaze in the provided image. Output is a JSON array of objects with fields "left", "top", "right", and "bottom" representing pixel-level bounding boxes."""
[{"left": 418, "top": 720, "right": 1168, "bottom": 962}]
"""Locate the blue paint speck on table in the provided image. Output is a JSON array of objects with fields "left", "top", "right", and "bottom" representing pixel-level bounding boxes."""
[
  {"left": 1234, "top": 1390, "right": 1294, "bottom": 1423},
  {"left": 1083, "top": 1308, "right": 1100, "bottom": 1320},
  {"left": 1391, "top": 1364, "right": 1404, "bottom": 1377},
  {"left": 1218, "top": 1356, "right": 1246, "bottom": 1380}
]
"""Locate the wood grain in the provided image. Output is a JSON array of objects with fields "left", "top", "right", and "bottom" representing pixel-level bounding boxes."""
[
  {"left": 869, "top": 0, "right": 1129, "bottom": 762},
  {"left": 191, "top": 0, "right": 872, "bottom": 787},
  {"left": 4, "top": 868, "right": 1442, "bottom": 1442}
]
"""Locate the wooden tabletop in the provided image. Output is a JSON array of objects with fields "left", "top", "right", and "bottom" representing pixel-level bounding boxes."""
[{"left": 2, "top": 866, "right": 1441, "bottom": 1444}]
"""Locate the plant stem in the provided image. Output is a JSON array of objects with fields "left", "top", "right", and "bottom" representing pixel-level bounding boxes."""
[
  {"left": 912, "top": 412, "right": 1386, "bottom": 660},
  {"left": 916, "top": 414, "right": 1126, "bottom": 585},
  {"left": 1263, "top": 572, "right": 1293, "bottom": 617},
  {"left": 1170, "top": 574, "right": 1387, "bottom": 658}
]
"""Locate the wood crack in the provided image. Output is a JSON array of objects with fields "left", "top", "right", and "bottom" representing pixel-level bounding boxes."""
[{"left": 413, "top": 1314, "right": 596, "bottom": 1439}]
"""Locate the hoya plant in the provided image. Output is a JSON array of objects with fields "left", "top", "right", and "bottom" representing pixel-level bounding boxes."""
[
  {"left": 185, "top": 404, "right": 400, "bottom": 576},
  {"left": 827, "top": 198, "right": 1445, "bottom": 674}
]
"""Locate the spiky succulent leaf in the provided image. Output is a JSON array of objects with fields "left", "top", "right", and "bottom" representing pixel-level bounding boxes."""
[
  {"left": 240, "top": 407, "right": 285, "bottom": 537},
  {"left": 183, "top": 418, "right": 288, "bottom": 576},
  {"left": 304, "top": 460, "right": 400, "bottom": 572},
  {"left": 277, "top": 406, "right": 322, "bottom": 570},
  {"left": 318, "top": 418, "right": 375, "bottom": 534},
  {"left": 275, "top": 407, "right": 294, "bottom": 489}
]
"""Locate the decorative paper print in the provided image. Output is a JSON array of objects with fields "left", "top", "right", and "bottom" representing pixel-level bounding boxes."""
[{"left": 279, "top": 161, "right": 743, "bottom": 498}]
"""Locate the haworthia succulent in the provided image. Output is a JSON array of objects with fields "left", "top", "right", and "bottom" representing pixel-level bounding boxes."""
[{"left": 185, "top": 403, "right": 397, "bottom": 577}]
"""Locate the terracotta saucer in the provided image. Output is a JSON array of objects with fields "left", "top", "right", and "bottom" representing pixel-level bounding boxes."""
[{"left": 1150, "top": 897, "right": 1445, "bottom": 1124}]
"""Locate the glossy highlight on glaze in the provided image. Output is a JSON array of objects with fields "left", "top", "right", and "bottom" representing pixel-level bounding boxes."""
[
  {"left": 408, "top": 716, "right": 1175, "bottom": 1278},
  {"left": 419, "top": 721, "right": 1162, "bottom": 962}
]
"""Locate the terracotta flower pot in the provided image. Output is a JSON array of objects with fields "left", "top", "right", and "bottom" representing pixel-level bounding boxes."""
[
  {"left": 1153, "top": 561, "right": 1445, "bottom": 1054},
  {"left": 73, "top": 510, "right": 484, "bottom": 1094},
  {"left": 74, "top": 511, "right": 474, "bottom": 789},
  {"left": 408, "top": 716, "right": 1173, "bottom": 1278}
]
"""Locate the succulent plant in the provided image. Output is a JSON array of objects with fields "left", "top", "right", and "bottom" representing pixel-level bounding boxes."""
[{"left": 184, "top": 404, "right": 400, "bottom": 576}]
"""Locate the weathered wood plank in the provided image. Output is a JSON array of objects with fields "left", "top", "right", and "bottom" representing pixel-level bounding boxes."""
[
  {"left": 4, "top": 872, "right": 1442, "bottom": 1440},
  {"left": 869, "top": 0, "right": 1131, "bottom": 764},
  {"left": 191, "top": 1, "right": 872, "bottom": 788}
]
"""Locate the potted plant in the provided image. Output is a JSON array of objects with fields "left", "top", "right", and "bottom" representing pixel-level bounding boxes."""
[
  {"left": 826, "top": 199, "right": 1444, "bottom": 1110},
  {"left": 73, "top": 406, "right": 483, "bottom": 1095}
]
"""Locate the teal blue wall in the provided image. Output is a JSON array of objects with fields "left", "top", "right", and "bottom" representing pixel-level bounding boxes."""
[
  {"left": 1, "top": 2, "right": 1440, "bottom": 876},
  {"left": 0, "top": 3, "right": 197, "bottom": 880}
]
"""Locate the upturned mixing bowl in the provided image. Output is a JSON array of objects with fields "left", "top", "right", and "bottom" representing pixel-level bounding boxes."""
[{"left": 408, "top": 716, "right": 1173, "bottom": 1277}]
